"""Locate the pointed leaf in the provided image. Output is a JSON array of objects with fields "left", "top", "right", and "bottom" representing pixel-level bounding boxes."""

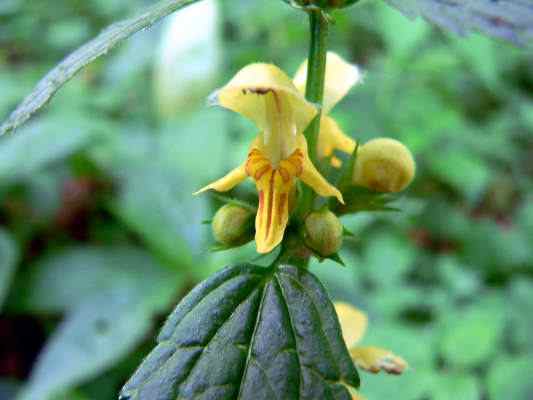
[{"left": 120, "top": 264, "right": 359, "bottom": 400}]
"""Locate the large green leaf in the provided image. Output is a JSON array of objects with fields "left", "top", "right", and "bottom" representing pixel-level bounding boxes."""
[
  {"left": 120, "top": 264, "right": 360, "bottom": 400},
  {"left": 0, "top": 228, "right": 18, "bottom": 309}
]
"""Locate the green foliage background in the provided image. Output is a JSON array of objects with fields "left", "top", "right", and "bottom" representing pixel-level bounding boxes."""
[{"left": 1, "top": 0, "right": 532, "bottom": 399}]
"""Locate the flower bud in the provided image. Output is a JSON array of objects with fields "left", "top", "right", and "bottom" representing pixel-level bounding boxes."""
[
  {"left": 304, "top": 209, "right": 343, "bottom": 256},
  {"left": 212, "top": 204, "right": 254, "bottom": 246},
  {"left": 352, "top": 138, "right": 415, "bottom": 193},
  {"left": 282, "top": 0, "right": 360, "bottom": 10}
]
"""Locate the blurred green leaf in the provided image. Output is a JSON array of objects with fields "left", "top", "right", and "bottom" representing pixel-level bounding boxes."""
[
  {"left": 120, "top": 264, "right": 359, "bottom": 400},
  {"left": 360, "top": 324, "right": 437, "bottom": 399},
  {"left": 15, "top": 246, "right": 181, "bottom": 314},
  {"left": 437, "top": 256, "right": 481, "bottom": 300},
  {"left": 0, "top": 228, "right": 18, "bottom": 309},
  {"left": 507, "top": 278, "right": 533, "bottom": 352},
  {"left": 462, "top": 219, "right": 533, "bottom": 270},
  {"left": 429, "top": 150, "right": 490, "bottom": 203},
  {"left": 309, "top": 254, "right": 360, "bottom": 305},
  {"left": 487, "top": 355, "right": 533, "bottom": 400},
  {"left": 19, "top": 292, "right": 155, "bottom": 400},
  {"left": 361, "top": 231, "right": 416, "bottom": 287},
  {"left": 89, "top": 120, "right": 230, "bottom": 269},
  {"left": 47, "top": 19, "right": 91, "bottom": 50},
  {"left": 364, "top": 323, "right": 437, "bottom": 370},
  {"left": 439, "top": 297, "right": 504, "bottom": 368},
  {"left": 377, "top": 3, "right": 430, "bottom": 58},
  {"left": 361, "top": 368, "right": 435, "bottom": 400},
  {"left": 0, "top": 113, "right": 108, "bottom": 185},
  {"left": 431, "top": 373, "right": 481, "bottom": 400}
]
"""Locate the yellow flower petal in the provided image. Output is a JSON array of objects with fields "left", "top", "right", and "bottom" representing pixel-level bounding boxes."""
[
  {"left": 245, "top": 148, "right": 303, "bottom": 253},
  {"left": 297, "top": 135, "right": 344, "bottom": 204},
  {"left": 294, "top": 52, "right": 362, "bottom": 114},
  {"left": 334, "top": 302, "right": 368, "bottom": 348},
  {"left": 319, "top": 116, "right": 356, "bottom": 160},
  {"left": 212, "top": 63, "right": 317, "bottom": 164},
  {"left": 350, "top": 346, "right": 408, "bottom": 375},
  {"left": 194, "top": 164, "right": 247, "bottom": 195}
]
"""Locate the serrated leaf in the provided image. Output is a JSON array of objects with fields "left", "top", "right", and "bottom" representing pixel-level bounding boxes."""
[
  {"left": 120, "top": 264, "right": 359, "bottom": 400},
  {"left": 0, "top": 229, "right": 18, "bottom": 309},
  {"left": 383, "top": 0, "right": 533, "bottom": 45}
]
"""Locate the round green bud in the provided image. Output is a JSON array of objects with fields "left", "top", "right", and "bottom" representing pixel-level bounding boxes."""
[
  {"left": 352, "top": 138, "right": 416, "bottom": 193},
  {"left": 282, "top": 0, "right": 360, "bottom": 10},
  {"left": 304, "top": 209, "right": 343, "bottom": 257},
  {"left": 212, "top": 204, "right": 254, "bottom": 247}
]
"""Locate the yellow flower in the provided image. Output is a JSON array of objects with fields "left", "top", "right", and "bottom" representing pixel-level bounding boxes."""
[
  {"left": 195, "top": 63, "right": 343, "bottom": 254},
  {"left": 335, "top": 302, "right": 408, "bottom": 375},
  {"left": 293, "top": 52, "right": 361, "bottom": 167}
]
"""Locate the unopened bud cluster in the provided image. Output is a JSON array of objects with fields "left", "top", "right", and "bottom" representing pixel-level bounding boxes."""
[{"left": 282, "top": 0, "right": 360, "bottom": 10}]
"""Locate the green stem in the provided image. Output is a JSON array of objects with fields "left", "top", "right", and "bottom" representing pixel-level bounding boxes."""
[
  {"left": 299, "top": 10, "right": 330, "bottom": 217},
  {"left": 304, "top": 10, "right": 329, "bottom": 161}
]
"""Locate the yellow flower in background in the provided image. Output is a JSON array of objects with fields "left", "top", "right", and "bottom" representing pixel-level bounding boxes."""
[
  {"left": 294, "top": 52, "right": 362, "bottom": 167},
  {"left": 335, "top": 301, "right": 408, "bottom": 398},
  {"left": 195, "top": 63, "right": 343, "bottom": 254}
]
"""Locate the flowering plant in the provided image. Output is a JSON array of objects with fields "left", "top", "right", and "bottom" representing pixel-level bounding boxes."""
[{"left": 1, "top": 0, "right": 530, "bottom": 399}]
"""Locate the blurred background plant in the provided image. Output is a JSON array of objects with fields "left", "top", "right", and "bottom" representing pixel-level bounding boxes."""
[{"left": 1, "top": 0, "right": 532, "bottom": 399}]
